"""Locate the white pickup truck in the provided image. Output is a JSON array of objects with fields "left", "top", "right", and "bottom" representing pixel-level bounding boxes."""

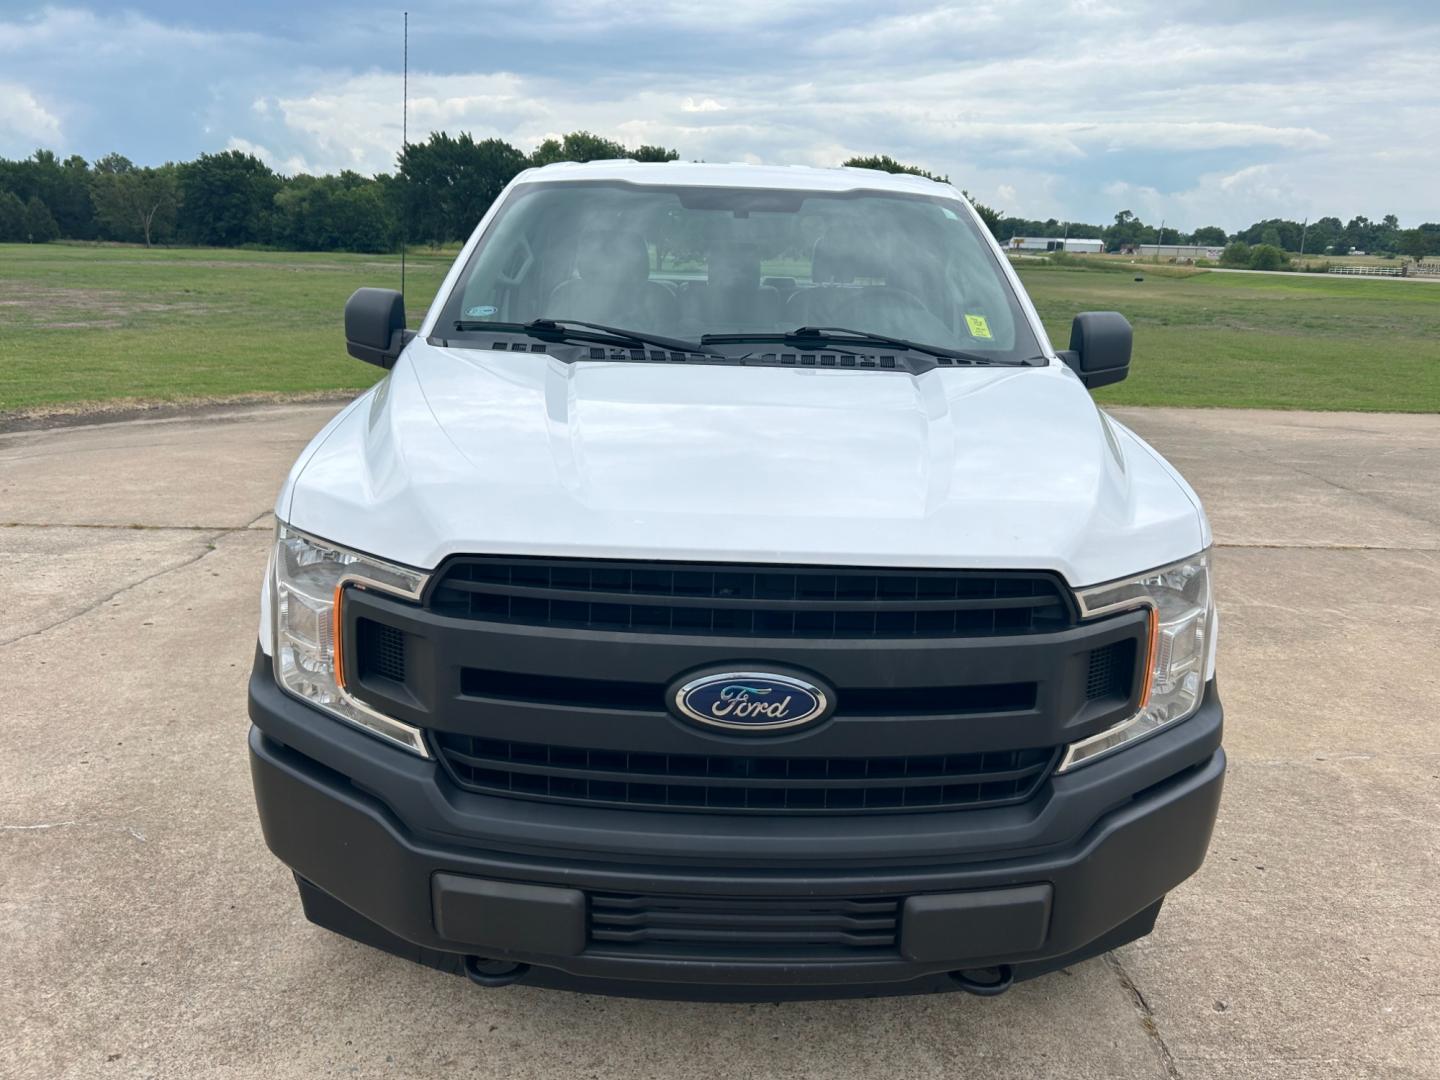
[{"left": 248, "top": 160, "right": 1224, "bottom": 999}]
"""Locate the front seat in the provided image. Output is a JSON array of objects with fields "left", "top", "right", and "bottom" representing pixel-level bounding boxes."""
[
  {"left": 786, "top": 229, "right": 875, "bottom": 327},
  {"left": 546, "top": 229, "right": 677, "bottom": 332},
  {"left": 680, "top": 244, "right": 779, "bottom": 332},
  {"left": 789, "top": 229, "right": 948, "bottom": 341}
]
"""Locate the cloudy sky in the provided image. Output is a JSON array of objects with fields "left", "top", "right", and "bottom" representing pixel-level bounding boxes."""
[{"left": 1, "top": 1, "right": 1436, "bottom": 230}]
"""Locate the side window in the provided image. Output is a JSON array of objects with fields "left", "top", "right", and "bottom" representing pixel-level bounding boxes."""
[{"left": 459, "top": 198, "right": 573, "bottom": 322}]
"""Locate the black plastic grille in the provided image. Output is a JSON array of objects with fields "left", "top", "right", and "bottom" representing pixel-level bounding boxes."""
[
  {"left": 460, "top": 666, "right": 1036, "bottom": 717},
  {"left": 427, "top": 557, "right": 1074, "bottom": 639},
  {"left": 1085, "top": 639, "right": 1135, "bottom": 701},
  {"left": 433, "top": 734, "right": 1058, "bottom": 814},
  {"left": 356, "top": 618, "right": 406, "bottom": 682},
  {"left": 589, "top": 893, "right": 900, "bottom": 956}
]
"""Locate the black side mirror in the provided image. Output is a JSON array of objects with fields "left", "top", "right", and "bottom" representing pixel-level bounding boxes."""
[
  {"left": 1058, "top": 311, "right": 1131, "bottom": 389},
  {"left": 344, "top": 287, "right": 414, "bottom": 368}
]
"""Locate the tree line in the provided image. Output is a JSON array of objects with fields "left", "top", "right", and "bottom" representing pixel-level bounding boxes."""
[
  {"left": 843, "top": 156, "right": 1438, "bottom": 258},
  {"left": 991, "top": 209, "right": 1440, "bottom": 258},
  {"left": 0, "top": 132, "right": 678, "bottom": 252},
  {"left": 2, "top": 139, "right": 1436, "bottom": 259}
]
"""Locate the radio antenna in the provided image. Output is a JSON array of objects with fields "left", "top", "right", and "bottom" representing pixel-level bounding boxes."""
[{"left": 400, "top": 11, "right": 409, "bottom": 299}]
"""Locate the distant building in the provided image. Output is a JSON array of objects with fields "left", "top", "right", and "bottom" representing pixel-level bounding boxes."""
[
  {"left": 1006, "top": 236, "right": 1104, "bottom": 254},
  {"left": 1134, "top": 243, "right": 1224, "bottom": 261}
]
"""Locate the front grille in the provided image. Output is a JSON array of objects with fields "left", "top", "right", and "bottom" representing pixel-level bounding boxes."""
[
  {"left": 345, "top": 555, "right": 1136, "bottom": 820},
  {"left": 427, "top": 557, "right": 1074, "bottom": 638},
  {"left": 433, "top": 733, "right": 1058, "bottom": 814},
  {"left": 589, "top": 893, "right": 900, "bottom": 956}
]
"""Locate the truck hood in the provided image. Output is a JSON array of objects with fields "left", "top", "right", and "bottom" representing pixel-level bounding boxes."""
[{"left": 281, "top": 340, "right": 1206, "bottom": 587}]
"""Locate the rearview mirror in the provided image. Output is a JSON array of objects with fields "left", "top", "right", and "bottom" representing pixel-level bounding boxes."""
[
  {"left": 1058, "top": 311, "right": 1131, "bottom": 389},
  {"left": 344, "top": 287, "right": 413, "bottom": 368}
]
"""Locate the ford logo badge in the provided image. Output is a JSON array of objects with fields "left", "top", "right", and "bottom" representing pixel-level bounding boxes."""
[{"left": 671, "top": 671, "right": 831, "bottom": 732}]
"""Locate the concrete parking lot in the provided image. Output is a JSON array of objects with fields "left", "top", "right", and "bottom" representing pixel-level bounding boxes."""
[{"left": 2, "top": 402, "right": 1437, "bottom": 1079}]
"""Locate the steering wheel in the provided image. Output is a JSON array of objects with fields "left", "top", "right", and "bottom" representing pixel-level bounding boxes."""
[
  {"left": 860, "top": 285, "right": 928, "bottom": 314},
  {"left": 854, "top": 285, "right": 951, "bottom": 340}
]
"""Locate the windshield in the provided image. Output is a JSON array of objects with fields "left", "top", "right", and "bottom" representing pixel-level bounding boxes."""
[{"left": 437, "top": 180, "right": 1042, "bottom": 363}]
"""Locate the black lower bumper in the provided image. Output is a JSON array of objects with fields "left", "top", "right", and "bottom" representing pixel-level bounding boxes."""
[{"left": 248, "top": 651, "right": 1224, "bottom": 1000}]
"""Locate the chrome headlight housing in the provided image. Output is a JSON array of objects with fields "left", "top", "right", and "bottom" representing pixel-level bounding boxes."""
[
  {"left": 271, "top": 524, "right": 430, "bottom": 755},
  {"left": 1058, "top": 550, "right": 1214, "bottom": 772}
]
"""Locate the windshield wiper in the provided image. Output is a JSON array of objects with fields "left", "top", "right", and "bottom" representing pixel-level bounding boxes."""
[
  {"left": 701, "top": 326, "right": 1018, "bottom": 366},
  {"left": 453, "top": 317, "right": 719, "bottom": 358}
]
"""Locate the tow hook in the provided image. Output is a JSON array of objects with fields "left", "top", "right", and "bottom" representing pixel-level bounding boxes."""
[
  {"left": 463, "top": 956, "right": 531, "bottom": 988},
  {"left": 949, "top": 965, "right": 1014, "bottom": 997}
]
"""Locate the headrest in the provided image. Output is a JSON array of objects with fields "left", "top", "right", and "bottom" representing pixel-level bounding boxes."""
[
  {"left": 811, "top": 229, "right": 887, "bottom": 284},
  {"left": 707, "top": 244, "right": 762, "bottom": 289},
  {"left": 575, "top": 229, "right": 651, "bottom": 285}
]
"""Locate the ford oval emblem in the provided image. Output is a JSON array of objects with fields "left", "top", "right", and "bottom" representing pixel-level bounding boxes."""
[{"left": 672, "top": 671, "right": 830, "bottom": 732}]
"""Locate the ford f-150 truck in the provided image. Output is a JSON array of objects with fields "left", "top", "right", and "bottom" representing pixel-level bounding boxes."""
[{"left": 248, "top": 160, "right": 1224, "bottom": 999}]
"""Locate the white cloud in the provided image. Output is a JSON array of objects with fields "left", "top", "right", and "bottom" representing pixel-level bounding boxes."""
[
  {"left": 0, "top": 6, "right": 252, "bottom": 56},
  {"left": 1104, "top": 164, "right": 1311, "bottom": 228},
  {"left": 0, "top": 82, "right": 62, "bottom": 150},
  {"left": 535, "top": 0, "right": 838, "bottom": 32},
  {"left": 270, "top": 71, "right": 547, "bottom": 173},
  {"left": 3, "top": 2, "right": 1439, "bottom": 228},
  {"left": 808, "top": 3, "right": 1008, "bottom": 54},
  {"left": 249, "top": 64, "right": 1333, "bottom": 183},
  {"left": 225, "top": 137, "right": 317, "bottom": 177}
]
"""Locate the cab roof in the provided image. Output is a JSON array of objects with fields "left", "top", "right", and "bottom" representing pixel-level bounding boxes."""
[{"left": 514, "top": 159, "right": 956, "bottom": 196}]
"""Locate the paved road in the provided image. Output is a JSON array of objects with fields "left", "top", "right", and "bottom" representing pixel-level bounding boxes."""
[
  {"left": 1206, "top": 267, "right": 1440, "bottom": 283},
  {"left": 2, "top": 403, "right": 1437, "bottom": 1080}
]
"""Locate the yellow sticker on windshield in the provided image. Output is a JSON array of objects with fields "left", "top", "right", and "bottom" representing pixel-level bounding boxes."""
[{"left": 965, "top": 314, "right": 993, "bottom": 339}]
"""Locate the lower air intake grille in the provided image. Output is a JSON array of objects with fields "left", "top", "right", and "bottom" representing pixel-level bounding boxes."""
[
  {"left": 1085, "top": 638, "right": 1135, "bottom": 701},
  {"left": 589, "top": 893, "right": 900, "bottom": 957},
  {"left": 356, "top": 618, "right": 407, "bottom": 682},
  {"left": 433, "top": 734, "right": 1058, "bottom": 814}
]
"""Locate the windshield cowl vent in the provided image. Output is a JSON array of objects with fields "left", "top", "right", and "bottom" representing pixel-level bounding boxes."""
[
  {"left": 583, "top": 347, "right": 899, "bottom": 369},
  {"left": 489, "top": 341, "right": 548, "bottom": 353}
]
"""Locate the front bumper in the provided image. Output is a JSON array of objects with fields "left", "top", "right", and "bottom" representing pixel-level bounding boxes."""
[{"left": 248, "top": 649, "right": 1224, "bottom": 999}]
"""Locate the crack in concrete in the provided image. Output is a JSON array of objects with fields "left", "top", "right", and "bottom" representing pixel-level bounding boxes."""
[
  {"left": 1, "top": 821, "right": 147, "bottom": 841},
  {"left": 1280, "top": 458, "right": 1440, "bottom": 531},
  {"left": 1214, "top": 541, "right": 1440, "bottom": 552},
  {"left": 0, "top": 508, "right": 272, "bottom": 649},
  {"left": 2, "top": 521, "right": 272, "bottom": 532},
  {"left": 1106, "top": 952, "right": 1182, "bottom": 1080}
]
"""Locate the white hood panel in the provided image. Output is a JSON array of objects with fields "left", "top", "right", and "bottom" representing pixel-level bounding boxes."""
[{"left": 282, "top": 341, "right": 1205, "bottom": 588}]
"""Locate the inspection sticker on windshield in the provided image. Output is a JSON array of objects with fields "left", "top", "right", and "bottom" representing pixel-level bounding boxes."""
[
  {"left": 465, "top": 305, "right": 498, "bottom": 318},
  {"left": 965, "top": 314, "right": 993, "bottom": 339}
]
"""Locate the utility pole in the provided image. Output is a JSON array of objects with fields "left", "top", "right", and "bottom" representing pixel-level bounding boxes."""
[
  {"left": 400, "top": 11, "right": 409, "bottom": 299},
  {"left": 1299, "top": 217, "right": 1308, "bottom": 256}
]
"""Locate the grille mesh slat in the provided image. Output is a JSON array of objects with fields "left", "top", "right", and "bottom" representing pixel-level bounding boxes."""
[
  {"left": 356, "top": 619, "right": 407, "bottom": 682},
  {"left": 1085, "top": 638, "right": 1135, "bottom": 701},
  {"left": 589, "top": 893, "right": 901, "bottom": 955},
  {"left": 433, "top": 733, "right": 1057, "bottom": 814},
  {"left": 428, "top": 557, "right": 1073, "bottom": 639}
]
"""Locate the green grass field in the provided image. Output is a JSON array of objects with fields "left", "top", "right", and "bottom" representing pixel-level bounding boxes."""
[
  {"left": 1021, "top": 263, "right": 1440, "bottom": 410},
  {"left": 0, "top": 244, "right": 452, "bottom": 415},
  {"left": 1, "top": 243, "right": 1437, "bottom": 415}
]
